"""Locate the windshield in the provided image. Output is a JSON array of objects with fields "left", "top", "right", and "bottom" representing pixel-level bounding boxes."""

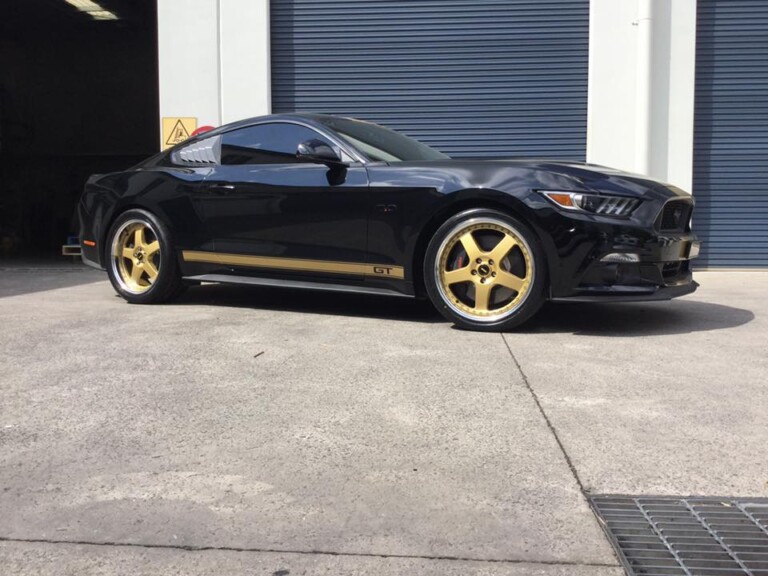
[{"left": 313, "top": 116, "right": 450, "bottom": 162}]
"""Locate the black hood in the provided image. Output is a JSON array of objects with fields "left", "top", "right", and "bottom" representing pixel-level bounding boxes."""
[{"left": 385, "top": 158, "right": 690, "bottom": 202}]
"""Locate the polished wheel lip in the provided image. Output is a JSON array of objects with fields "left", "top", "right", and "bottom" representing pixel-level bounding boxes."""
[
  {"left": 110, "top": 218, "right": 161, "bottom": 295},
  {"left": 434, "top": 217, "right": 534, "bottom": 323}
]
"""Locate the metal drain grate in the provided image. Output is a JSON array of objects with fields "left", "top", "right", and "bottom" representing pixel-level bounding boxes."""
[{"left": 591, "top": 496, "right": 768, "bottom": 576}]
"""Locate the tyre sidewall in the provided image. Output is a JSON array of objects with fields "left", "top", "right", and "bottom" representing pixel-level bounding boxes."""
[
  {"left": 105, "top": 208, "right": 181, "bottom": 304},
  {"left": 423, "top": 208, "right": 547, "bottom": 331}
]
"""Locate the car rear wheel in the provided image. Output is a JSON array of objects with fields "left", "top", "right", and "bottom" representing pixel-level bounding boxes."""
[
  {"left": 424, "top": 208, "right": 546, "bottom": 331},
  {"left": 106, "top": 209, "right": 185, "bottom": 304}
]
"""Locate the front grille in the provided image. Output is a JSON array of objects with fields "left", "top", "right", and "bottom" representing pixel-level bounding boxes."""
[
  {"left": 592, "top": 495, "right": 768, "bottom": 576},
  {"left": 656, "top": 200, "right": 693, "bottom": 232}
]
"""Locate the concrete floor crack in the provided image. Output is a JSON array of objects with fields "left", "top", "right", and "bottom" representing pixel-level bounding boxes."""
[
  {"left": 0, "top": 536, "right": 619, "bottom": 568},
  {"left": 501, "top": 333, "right": 587, "bottom": 494}
]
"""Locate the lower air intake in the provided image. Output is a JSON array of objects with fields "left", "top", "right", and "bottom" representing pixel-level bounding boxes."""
[{"left": 591, "top": 495, "right": 768, "bottom": 576}]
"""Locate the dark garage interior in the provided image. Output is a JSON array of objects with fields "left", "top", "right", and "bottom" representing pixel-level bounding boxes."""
[{"left": 0, "top": 0, "right": 158, "bottom": 260}]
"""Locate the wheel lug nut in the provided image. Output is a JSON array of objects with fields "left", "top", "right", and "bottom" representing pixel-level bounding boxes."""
[
  {"left": 476, "top": 258, "right": 482, "bottom": 264},
  {"left": 492, "top": 272, "right": 496, "bottom": 277},
  {"left": 471, "top": 270, "right": 477, "bottom": 275},
  {"left": 489, "top": 260, "right": 494, "bottom": 265},
  {"left": 480, "top": 278, "right": 486, "bottom": 283}
]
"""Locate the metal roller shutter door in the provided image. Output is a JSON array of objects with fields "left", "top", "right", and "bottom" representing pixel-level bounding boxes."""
[
  {"left": 694, "top": 0, "right": 768, "bottom": 267},
  {"left": 271, "top": 0, "right": 589, "bottom": 160}
]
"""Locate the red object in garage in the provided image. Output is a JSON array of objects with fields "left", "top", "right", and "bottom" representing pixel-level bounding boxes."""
[{"left": 191, "top": 125, "right": 215, "bottom": 137}]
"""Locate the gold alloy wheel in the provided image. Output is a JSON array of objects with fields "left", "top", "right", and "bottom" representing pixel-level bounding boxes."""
[
  {"left": 436, "top": 219, "right": 533, "bottom": 321},
  {"left": 111, "top": 220, "right": 161, "bottom": 294}
]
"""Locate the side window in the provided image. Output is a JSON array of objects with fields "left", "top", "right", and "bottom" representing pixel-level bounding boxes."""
[{"left": 220, "top": 123, "right": 334, "bottom": 166}]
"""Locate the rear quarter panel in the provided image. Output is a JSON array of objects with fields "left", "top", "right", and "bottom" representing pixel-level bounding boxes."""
[{"left": 79, "top": 167, "right": 213, "bottom": 268}]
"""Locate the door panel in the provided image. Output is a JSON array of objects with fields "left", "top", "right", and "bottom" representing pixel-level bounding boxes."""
[{"left": 199, "top": 163, "right": 370, "bottom": 279}]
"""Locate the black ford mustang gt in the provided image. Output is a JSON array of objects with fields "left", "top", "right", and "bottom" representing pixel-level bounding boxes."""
[{"left": 78, "top": 113, "right": 700, "bottom": 331}]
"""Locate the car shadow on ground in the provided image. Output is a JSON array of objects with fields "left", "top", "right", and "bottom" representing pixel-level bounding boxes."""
[
  {"left": 176, "top": 284, "right": 754, "bottom": 336},
  {"left": 519, "top": 299, "right": 755, "bottom": 337},
  {"left": 176, "top": 283, "right": 443, "bottom": 323}
]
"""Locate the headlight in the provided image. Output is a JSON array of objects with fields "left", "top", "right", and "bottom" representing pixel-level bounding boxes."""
[{"left": 540, "top": 191, "right": 641, "bottom": 217}]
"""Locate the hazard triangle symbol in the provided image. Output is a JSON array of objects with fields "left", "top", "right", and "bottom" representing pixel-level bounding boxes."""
[{"left": 165, "top": 119, "right": 191, "bottom": 146}]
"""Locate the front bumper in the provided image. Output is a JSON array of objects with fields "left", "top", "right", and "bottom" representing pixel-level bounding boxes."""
[
  {"left": 551, "top": 280, "right": 698, "bottom": 302},
  {"left": 542, "top": 212, "right": 700, "bottom": 302}
]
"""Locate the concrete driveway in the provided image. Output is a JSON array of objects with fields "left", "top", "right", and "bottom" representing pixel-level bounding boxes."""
[{"left": 0, "top": 264, "right": 765, "bottom": 575}]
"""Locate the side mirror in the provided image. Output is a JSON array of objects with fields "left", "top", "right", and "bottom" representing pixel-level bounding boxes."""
[{"left": 296, "top": 139, "right": 345, "bottom": 166}]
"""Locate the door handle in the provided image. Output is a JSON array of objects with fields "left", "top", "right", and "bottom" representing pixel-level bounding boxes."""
[
  {"left": 375, "top": 204, "right": 398, "bottom": 213},
  {"left": 205, "top": 183, "right": 235, "bottom": 194}
]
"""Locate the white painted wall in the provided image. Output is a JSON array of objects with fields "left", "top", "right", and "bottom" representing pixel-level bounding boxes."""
[
  {"left": 158, "top": 0, "right": 221, "bottom": 132},
  {"left": 157, "top": 0, "right": 271, "bottom": 148},
  {"left": 587, "top": 0, "right": 697, "bottom": 192},
  {"left": 219, "top": 0, "right": 271, "bottom": 124},
  {"left": 665, "top": 0, "right": 698, "bottom": 192}
]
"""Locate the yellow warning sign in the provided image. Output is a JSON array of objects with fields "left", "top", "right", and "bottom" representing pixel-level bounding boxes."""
[{"left": 162, "top": 117, "right": 197, "bottom": 150}]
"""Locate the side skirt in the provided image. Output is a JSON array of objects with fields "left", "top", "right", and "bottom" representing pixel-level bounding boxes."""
[{"left": 183, "top": 273, "right": 414, "bottom": 299}]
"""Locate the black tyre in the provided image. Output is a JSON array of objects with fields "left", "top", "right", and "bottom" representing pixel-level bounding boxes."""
[
  {"left": 105, "top": 208, "right": 185, "bottom": 304},
  {"left": 423, "top": 208, "right": 547, "bottom": 331}
]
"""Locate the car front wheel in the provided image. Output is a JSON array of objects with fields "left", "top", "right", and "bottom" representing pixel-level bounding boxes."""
[
  {"left": 424, "top": 208, "right": 546, "bottom": 331},
  {"left": 105, "top": 209, "right": 185, "bottom": 304}
]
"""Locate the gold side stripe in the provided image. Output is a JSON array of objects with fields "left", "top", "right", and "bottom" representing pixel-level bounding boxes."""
[{"left": 182, "top": 250, "right": 405, "bottom": 280}]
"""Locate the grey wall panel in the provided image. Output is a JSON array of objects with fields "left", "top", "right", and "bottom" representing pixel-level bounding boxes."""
[
  {"left": 693, "top": 0, "right": 768, "bottom": 267},
  {"left": 271, "top": 0, "right": 589, "bottom": 160}
]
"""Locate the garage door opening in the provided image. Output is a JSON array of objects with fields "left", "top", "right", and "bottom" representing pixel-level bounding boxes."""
[{"left": 0, "top": 0, "right": 158, "bottom": 260}]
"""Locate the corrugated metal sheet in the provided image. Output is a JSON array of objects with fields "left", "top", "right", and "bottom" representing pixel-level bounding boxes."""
[
  {"left": 693, "top": 0, "right": 768, "bottom": 267},
  {"left": 271, "top": 0, "right": 589, "bottom": 159}
]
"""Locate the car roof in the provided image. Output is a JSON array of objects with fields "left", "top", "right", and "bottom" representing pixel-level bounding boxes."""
[{"left": 205, "top": 112, "right": 343, "bottom": 135}]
